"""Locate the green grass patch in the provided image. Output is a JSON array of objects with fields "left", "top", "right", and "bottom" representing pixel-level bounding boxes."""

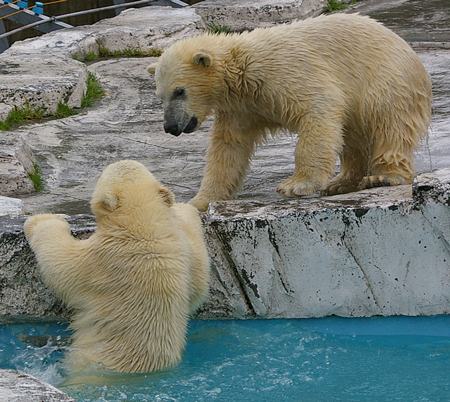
[
  {"left": 81, "top": 71, "right": 105, "bottom": 108},
  {"left": 55, "top": 101, "right": 78, "bottom": 119},
  {"left": 28, "top": 163, "right": 45, "bottom": 192},
  {"left": 206, "top": 22, "right": 231, "bottom": 34},
  {"left": 0, "top": 103, "right": 46, "bottom": 131},
  {"left": 326, "top": 0, "right": 348, "bottom": 12},
  {"left": 81, "top": 52, "right": 98, "bottom": 62},
  {"left": 99, "top": 46, "right": 162, "bottom": 58}
]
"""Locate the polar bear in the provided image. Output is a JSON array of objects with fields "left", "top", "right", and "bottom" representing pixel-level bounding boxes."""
[
  {"left": 147, "top": 13, "right": 432, "bottom": 212},
  {"left": 24, "top": 160, "right": 210, "bottom": 373}
]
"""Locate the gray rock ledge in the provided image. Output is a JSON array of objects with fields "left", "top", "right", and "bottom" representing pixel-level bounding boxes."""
[
  {"left": 0, "top": 133, "right": 38, "bottom": 197},
  {"left": 194, "top": 0, "right": 327, "bottom": 31},
  {"left": 0, "top": 369, "right": 73, "bottom": 401},
  {"left": 1, "top": 170, "right": 449, "bottom": 321}
]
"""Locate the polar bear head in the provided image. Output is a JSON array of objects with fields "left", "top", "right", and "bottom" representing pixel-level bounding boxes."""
[
  {"left": 147, "top": 36, "right": 224, "bottom": 137},
  {"left": 91, "top": 160, "right": 174, "bottom": 221}
]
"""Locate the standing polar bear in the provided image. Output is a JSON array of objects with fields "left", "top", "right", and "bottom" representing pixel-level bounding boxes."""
[
  {"left": 148, "top": 13, "right": 432, "bottom": 212},
  {"left": 24, "top": 160, "right": 210, "bottom": 373}
]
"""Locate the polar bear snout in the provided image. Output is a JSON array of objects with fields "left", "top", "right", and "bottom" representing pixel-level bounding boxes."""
[
  {"left": 164, "top": 115, "right": 198, "bottom": 136},
  {"left": 164, "top": 119, "right": 183, "bottom": 136}
]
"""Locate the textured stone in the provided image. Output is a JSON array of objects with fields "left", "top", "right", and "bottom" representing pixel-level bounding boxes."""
[
  {"left": 197, "top": 173, "right": 450, "bottom": 319},
  {"left": 0, "top": 56, "right": 87, "bottom": 114},
  {"left": 0, "top": 103, "right": 12, "bottom": 121},
  {"left": 0, "top": 134, "right": 37, "bottom": 197},
  {"left": 1, "top": 171, "right": 449, "bottom": 320},
  {"left": 0, "top": 214, "right": 95, "bottom": 320},
  {"left": 194, "top": 0, "right": 326, "bottom": 31},
  {"left": 73, "top": 6, "right": 204, "bottom": 58},
  {"left": 412, "top": 168, "right": 450, "bottom": 204},
  {"left": 0, "top": 196, "right": 23, "bottom": 215},
  {"left": 0, "top": 369, "right": 74, "bottom": 401},
  {"left": 0, "top": 6, "right": 203, "bottom": 120}
]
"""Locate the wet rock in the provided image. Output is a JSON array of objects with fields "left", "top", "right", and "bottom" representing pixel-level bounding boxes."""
[
  {"left": 0, "top": 369, "right": 74, "bottom": 401},
  {"left": 348, "top": 0, "right": 450, "bottom": 45},
  {"left": 413, "top": 168, "right": 450, "bottom": 205}
]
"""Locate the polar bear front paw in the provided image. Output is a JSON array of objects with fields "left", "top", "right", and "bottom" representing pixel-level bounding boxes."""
[
  {"left": 189, "top": 196, "right": 210, "bottom": 213},
  {"left": 358, "top": 174, "right": 407, "bottom": 190},
  {"left": 276, "top": 177, "right": 321, "bottom": 198},
  {"left": 24, "top": 214, "right": 68, "bottom": 239},
  {"left": 323, "top": 175, "right": 360, "bottom": 196}
]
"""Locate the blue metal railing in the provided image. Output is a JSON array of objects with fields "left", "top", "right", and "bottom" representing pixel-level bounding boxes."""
[{"left": 0, "top": 0, "right": 187, "bottom": 53}]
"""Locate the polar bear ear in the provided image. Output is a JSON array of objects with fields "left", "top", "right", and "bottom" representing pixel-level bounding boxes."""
[
  {"left": 159, "top": 186, "right": 175, "bottom": 206},
  {"left": 147, "top": 63, "right": 158, "bottom": 75},
  {"left": 100, "top": 190, "right": 118, "bottom": 212},
  {"left": 193, "top": 52, "right": 212, "bottom": 68}
]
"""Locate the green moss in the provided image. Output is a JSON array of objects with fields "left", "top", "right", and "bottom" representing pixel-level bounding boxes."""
[
  {"left": 28, "top": 163, "right": 45, "bottom": 192},
  {"left": 74, "top": 46, "right": 162, "bottom": 62},
  {"left": 99, "top": 46, "right": 162, "bottom": 58}
]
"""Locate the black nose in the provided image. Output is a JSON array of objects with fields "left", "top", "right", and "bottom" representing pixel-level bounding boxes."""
[{"left": 164, "top": 121, "right": 182, "bottom": 136}]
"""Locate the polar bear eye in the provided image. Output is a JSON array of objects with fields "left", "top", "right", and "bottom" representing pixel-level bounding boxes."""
[{"left": 172, "top": 87, "right": 186, "bottom": 99}]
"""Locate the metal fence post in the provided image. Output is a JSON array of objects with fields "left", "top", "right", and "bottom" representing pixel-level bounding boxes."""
[
  {"left": 113, "top": 0, "right": 126, "bottom": 15},
  {"left": 0, "top": 19, "right": 8, "bottom": 53}
]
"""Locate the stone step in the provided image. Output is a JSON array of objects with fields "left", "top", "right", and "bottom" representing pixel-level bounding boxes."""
[{"left": 1, "top": 170, "right": 449, "bottom": 321}]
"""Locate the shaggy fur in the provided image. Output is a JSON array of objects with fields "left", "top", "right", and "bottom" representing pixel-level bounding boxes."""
[
  {"left": 24, "top": 160, "right": 210, "bottom": 373},
  {"left": 148, "top": 13, "right": 432, "bottom": 212}
]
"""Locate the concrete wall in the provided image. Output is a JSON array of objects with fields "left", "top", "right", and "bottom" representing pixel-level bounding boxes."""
[{"left": 1, "top": 170, "right": 449, "bottom": 322}]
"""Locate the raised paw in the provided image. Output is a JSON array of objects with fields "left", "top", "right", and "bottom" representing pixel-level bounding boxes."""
[
  {"left": 24, "top": 214, "right": 68, "bottom": 240},
  {"left": 358, "top": 174, "right": 407, "bottom": 190},
  {"left": 276, "top": 177, "right": 321, "bottom": 198}
]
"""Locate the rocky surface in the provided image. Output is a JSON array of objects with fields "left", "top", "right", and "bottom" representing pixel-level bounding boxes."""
[
  {"left": 0, "top": 133, "right": 38, "bottom": 198},
  {"left": 0, "top": 369, "right": 74, "bottom": 401},
  {"left": 1, "top": 170, "right": 449, "bottom": 320},
  {"left": 0, "top": 196, "right": 23, "bottom": 215},
  {"left": 194, "top": 0, "right": 327, "bottom": 31},
  {"left": 0, "top": 56, "right": 87, "bottom": 121},
  {"left": 0, "top": 0, "right": 448, "bottom": 320},
  {"left": 203, "top": 172, "right": 450, "bottom": 319}
]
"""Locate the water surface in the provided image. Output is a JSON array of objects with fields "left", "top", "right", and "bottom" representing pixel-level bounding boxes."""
[{"left": 1, "top": 317, "right": 450, "bottom": 401}]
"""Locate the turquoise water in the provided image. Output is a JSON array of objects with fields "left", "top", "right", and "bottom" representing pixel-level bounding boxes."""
[{"left": 1, "top": 316, "right": 450, "bottom": 401}]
